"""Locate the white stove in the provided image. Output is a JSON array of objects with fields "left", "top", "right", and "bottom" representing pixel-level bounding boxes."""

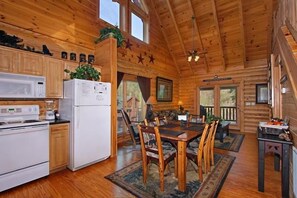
[{"left": 0, "top": 105, "right": 49, "bottom": 192}]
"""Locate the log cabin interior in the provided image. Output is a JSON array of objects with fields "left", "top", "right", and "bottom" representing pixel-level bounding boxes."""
[{"left": 0, "top": 0, "right": 297, "bottom": 197}]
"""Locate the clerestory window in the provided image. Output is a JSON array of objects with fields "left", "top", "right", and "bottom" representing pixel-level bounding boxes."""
[
  {"left": 99, "top": 0, "right": 120, "bottom": 27},
  {"left": 98, "top": 0, "right": 149, "bottom": 43}
]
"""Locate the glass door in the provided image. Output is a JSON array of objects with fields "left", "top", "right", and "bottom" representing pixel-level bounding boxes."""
[
  {"left": 117, "top": 75, "right": 146, "bottom": 137},
  {"left": 220, "top": 87, "right": 237, "bottom": 123},
  {"left": 199, "top": 85, "right": 239, "bottom": 125}
]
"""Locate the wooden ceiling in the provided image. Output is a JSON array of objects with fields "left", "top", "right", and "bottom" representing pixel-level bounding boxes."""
[{"left": 151, "top": 0, "right": 277, "bottom": 75}]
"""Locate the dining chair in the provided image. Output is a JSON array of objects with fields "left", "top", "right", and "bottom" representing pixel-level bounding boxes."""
[
  {"left": 203, "top": 121, "right": 218, "bottom": 172},
  {"left": 120, "top": 108, "right": 140, "bottom": 145},
  {"left": 144, "top": 116, "right": 167, "bottom": 127},
  {"left": 188, "top": 114, "right": 205, "bottom": 123},
  {"left": 137, "top": 124, "right": 177, "bottom": 192},
  {"left": 186, "top": 123, "right": 211, "bottom": 182},
  {"left": 210, "top": 120, "right": 219, "bottom": 166}
]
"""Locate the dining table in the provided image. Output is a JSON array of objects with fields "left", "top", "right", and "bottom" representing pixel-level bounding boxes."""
[{"left": 158, "top": 121, "right": 204, "bottom": 192}]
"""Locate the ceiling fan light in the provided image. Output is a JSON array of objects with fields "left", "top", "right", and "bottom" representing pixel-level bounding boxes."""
[
  {"left": 194, "top": 55, "right": 199, "bottom": 62},
  {"left": 188, "top": 55, "right": 192, "bottom": 62}
]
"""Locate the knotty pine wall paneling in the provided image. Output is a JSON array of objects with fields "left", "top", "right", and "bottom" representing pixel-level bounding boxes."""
[
  {"left": 179, "top": 64, "right": 270, "bottom": 133},
  {"left": 0, "top": 0, "right": 179, "bottom": 111},
  {"left": 0, "top": 0, "right": 180, "bottom": 157}
]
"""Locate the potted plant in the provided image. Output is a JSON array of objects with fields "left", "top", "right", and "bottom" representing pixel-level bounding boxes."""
[
  {"left": 95, "top": 26, "right": 124, "bottom": 48},
  {"left": 206, "top": 114, "right": 223, "bottom": 124},
  {"left": 64, "top": 63, "right": 101, "bottom": 81}
]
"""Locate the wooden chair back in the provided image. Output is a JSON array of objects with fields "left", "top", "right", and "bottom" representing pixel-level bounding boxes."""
[
  {"left": 120, "top": 108, "right": 139, "bottom": 145},
  {"left": 188, "top": 114, "right": 205, "bottom": 123},
  {"left": 210, "top": 120, "right": 219, "bottom": 166},
  {"left": 204, "top": 121, "right": 218, "bottom": 172},
  {"left": 186, "top": 123, "right": 210, "bottom": 182}
]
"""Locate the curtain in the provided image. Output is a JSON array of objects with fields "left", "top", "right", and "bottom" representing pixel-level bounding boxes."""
[
  {"left": 117, "top": 71, "right": 124, "bottom": 88},
  {"left": 137, "top": 76, "right": 150, "bottom": 102}
]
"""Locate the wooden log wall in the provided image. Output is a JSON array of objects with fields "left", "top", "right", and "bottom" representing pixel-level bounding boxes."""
[
  {"left": 179, "top": 61, "right": 270, "bottom": 134},
  {"left": 273, "top": 0, "right": 297, "bottom": 41},
  {"left": 0, "top": 0, "right": 179, "bottom": 109},
  {"left": 273, "top": 2, "right": 297, "bottom": 196}
]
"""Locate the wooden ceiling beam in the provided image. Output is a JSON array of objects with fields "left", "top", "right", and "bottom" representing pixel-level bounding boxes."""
[
  {"left": 186, "top": 0, "right": 209, "bottom": 73},
  {"left": 165, "top": 0, "right": 193, "bottom": 73},
  {"left": 210, "top": 0, "right": 226, "bottom": 70},
  {"left": 238, "top": 0, "right": 247, "bottom": 68},
  {"left": 264, "top": 0, "right": 273, "bottom": 59},
  {"left": 151, "top": 0, "right": 180, "bottom": 74}
]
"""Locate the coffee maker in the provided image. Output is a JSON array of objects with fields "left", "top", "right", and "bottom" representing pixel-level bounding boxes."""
[{"left": 45, "top": 100, "right": 55, "bottom": 120}]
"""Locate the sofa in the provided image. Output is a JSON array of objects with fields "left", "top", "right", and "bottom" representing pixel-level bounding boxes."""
[{"left": 153, "top": 109, "right": 188, "bottom": 121}]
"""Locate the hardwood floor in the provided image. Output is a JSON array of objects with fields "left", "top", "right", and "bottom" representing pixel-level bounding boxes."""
[{"left": 0, "top": 133, "right": 282, "bottom": 198}]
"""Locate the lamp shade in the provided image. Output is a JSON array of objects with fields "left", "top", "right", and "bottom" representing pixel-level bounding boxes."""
[
  {"left": 146, "top": 96, "right": 157, "bottom": 104},
  {"left": 178, "top": 100, "right": 183, "bottom": 105}
]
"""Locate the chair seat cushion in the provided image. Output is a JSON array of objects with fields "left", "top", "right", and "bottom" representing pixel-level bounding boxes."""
[
  {"left": 186, "top": 146, "right": 198, "bottom": 155},
  {"left": 146, "top": 142, "right": 176, "bottom": 160},
  {"left": 188, "top": 137, "right": 201, "bottom": 148}
]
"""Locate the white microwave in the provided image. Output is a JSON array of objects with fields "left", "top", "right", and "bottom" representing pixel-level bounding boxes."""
[{"left": 0, "top": 72, "right": 46, "bottom": 98}]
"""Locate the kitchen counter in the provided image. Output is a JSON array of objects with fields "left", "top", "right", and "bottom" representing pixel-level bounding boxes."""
[{"left": 46, "top": 119, "right": 70, "bottom": 125}]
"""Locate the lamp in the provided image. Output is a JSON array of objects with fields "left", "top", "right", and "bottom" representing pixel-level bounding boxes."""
[
  {"left": 178, "top": 100, "right": 184, "bottom": 111},
  {"left": 188, "top": 16, "right": 200, "bottom": 62},
  {"left": 146, "top": 96, "right": 157, "bottom": 121}
]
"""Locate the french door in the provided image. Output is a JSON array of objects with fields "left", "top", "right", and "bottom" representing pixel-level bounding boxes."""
[
  {"left": 198, "top": 85, "right": 239, "bottom": 127},
  {"left": 117, "top": 75, "right": 146, "bottom": 137}
]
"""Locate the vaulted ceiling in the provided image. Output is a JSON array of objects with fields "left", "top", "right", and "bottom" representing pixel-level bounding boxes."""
[{"left": 151, "top": 0, "right": 277, "bottom": 75}]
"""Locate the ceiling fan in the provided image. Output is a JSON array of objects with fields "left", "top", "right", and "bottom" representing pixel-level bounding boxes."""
[{"left": 187, "top": 16, "right": 207, "bottom": 62}]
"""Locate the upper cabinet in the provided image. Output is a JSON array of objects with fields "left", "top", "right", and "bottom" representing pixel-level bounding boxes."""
[
  {"left": 18, "top": 52, "right": 44, "bottom": 76},
  {"left": 0, "top": 47, "right": 18, "bottom": 73},
  {"left": 0, "top": 46, "right": 44, "bottom": 76},
  {"left": 44, "top": 57, "right": 64, "bottom": 98}
]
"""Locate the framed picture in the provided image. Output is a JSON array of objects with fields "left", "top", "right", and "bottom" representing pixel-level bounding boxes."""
[
  {"left": 156, "top": 77, "right": 173, "bottom": 102},
  {"left": 256, "top": 84, "right": 268, "bottom": 104}
]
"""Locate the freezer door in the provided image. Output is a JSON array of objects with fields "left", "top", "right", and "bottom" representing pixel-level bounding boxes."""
[
  {"left": 73, "top": 79, "right": 111, "bottom": 106},
  {"left": 70, "top": 106, "right": 111, "bottom": 170}
]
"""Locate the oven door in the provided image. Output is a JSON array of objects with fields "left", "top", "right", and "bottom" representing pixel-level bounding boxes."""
[{"left": 0, "top": 124, "right": 49, "bottom": 175}]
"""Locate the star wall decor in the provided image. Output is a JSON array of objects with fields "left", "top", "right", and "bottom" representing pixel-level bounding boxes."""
[
  {"left": 149, "top": 54, "right": 155, "bottom": 64},
  {"left": 121, "top": 52, "right": 126, "bottom": 57},
  {"left": 137, "top": 53, "right": 144, "bottom": 64},
  {"left": 125, "top": 39, "right": 133, "bottom": 50}
]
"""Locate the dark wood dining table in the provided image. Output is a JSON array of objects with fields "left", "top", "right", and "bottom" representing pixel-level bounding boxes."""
[{"left": 158, "top": 122, "right": 204, "bottom": 192}]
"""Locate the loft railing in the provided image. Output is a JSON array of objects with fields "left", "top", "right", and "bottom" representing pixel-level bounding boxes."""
[{"left": 203, "top": 106, "right": 237, "bottom": 121}]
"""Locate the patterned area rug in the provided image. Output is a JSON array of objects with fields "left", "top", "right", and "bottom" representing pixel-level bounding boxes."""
[
  {"left": 214, "top": 133, "right": 245, "bottom": 152},
  {"left": 105, "top": 154, "right": 235, "bottom": 198}
]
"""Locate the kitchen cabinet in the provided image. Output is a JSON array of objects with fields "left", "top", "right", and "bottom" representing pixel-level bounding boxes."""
[
  {"left": 18, "top": 51, "right": 44, "bottom": 76},
  {"left": 64, "top": 61, "right": 78, "bottom": 80},
  {"left": 0, "top": 46, "right": 44, "bottom": 75},
  {"left": 50, "top": 123, "right": 69, "bottom": 173},
  {"left": 44, "top": 57, "right": 64, "bottom": 98},
  {"left": 0, "top": 46, "right": 18, "bottom": 73}
]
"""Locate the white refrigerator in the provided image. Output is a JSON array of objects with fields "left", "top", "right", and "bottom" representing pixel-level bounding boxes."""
[{"left": 59, "top": 79, "right": 111, "bottom": 171}]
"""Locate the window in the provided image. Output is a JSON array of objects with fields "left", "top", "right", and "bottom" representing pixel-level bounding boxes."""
[
  {"left": 99, "top": 0, "right": 120, "bottom": 26},
  {"left": 98, "top": 0, "right": 149, "bottom": 43},
  {"left": 131, "top": 13, "right": 144, "bottom": 41}
]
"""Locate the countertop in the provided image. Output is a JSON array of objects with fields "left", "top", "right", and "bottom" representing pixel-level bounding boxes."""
[{"left": 45, "top": 119, "right": 70, "bottom": 125}]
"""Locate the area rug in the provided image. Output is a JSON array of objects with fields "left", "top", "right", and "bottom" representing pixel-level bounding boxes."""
[
  {"left": 214, "top": 133, "right": 245, "bottom": 152},
  {"left": 105, "top": 153, "right": 235, "bottom": 198}
]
